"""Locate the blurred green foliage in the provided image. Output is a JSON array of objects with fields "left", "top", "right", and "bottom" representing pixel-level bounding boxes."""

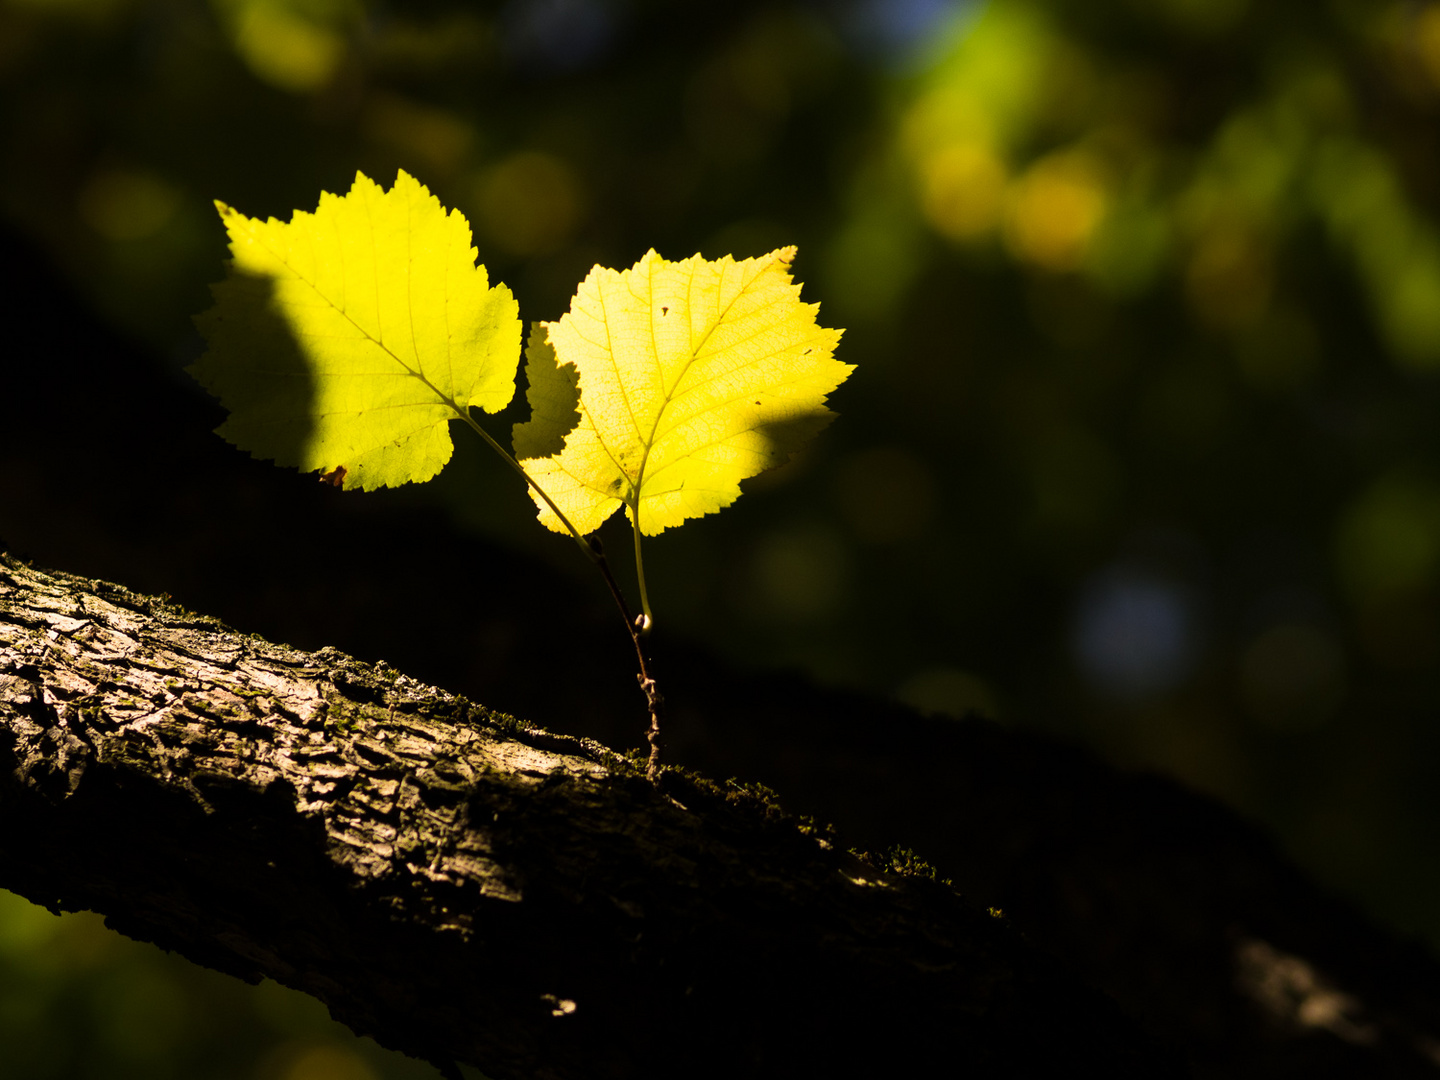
[
  {"left": 0, "top": 889, "right": 443, "bottom": 1079},
  {"left": 6, "top": 0, "right": 1440, "bottom": 1071}
]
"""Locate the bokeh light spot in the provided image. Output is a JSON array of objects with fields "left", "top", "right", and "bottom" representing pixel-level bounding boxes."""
[
  {"left": 1308, "top": 137, "right": 1440, "bottom": 370},
  {"left": 918, "top": 142, "right": 1007, "bottom": 241},
  {"left": 1239, "top": 621, "right": 1346, "bottom": 731},
  {"left": 825, "top": 214, "right": 919, "bottom": 321},
  {"left": 1335, "top": 475, "right": 1440, "bottom": 601},
  {"left": 910, "top": 0, "right": 1050, "bottom": 144},
  {"left": 1073, "top": 568, "right": 1199, "bottom": 700},
  {"left": 902, "top": 86, "right": 993, "bottom": 160},
  {"left": 224, "top": 0, "right": 347, "bottom": 94},
  {"left": 1381, "top": 243, "right": 1440, "bottom": 368},
  {"left": 77, "top": 168, "right": 180, "bottom": 241},
  {"left": 500, "top": 0, "right": 615, "bottom": 72},
  {"left": 1416, "top": 3, "right": 1440, "bottom": 91},
  {"left": 362, "top": 95, "right": 476, "bottom": 178},
  {"left": 1185, "top": 223, "right": 1271, "bottom": 330},
  {"left": 1004, "top": 150, "right": 1108, "bottom": 271},
  {"left": 472, "top": 151, "right": 585, "bottom": 257}
]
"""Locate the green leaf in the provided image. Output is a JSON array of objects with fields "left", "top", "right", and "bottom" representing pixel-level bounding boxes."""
[
  {"left": 515, "top": 247, "right": 851, "bottom": 536},
  {"left": 189, "top": 169, "right": 521, "bottom": 491}
]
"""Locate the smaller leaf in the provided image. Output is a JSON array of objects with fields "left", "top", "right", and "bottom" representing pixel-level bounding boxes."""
[
  {"left": 518, "top": 247, "right": 851, "bottom": 536},
  {"left": 513, "top": 323, "right": 582, "bottom": 461}
]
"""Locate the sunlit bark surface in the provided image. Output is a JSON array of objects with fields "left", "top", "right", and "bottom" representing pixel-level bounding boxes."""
[{"left": 0, "top": 554, "right": 1178, "bottom": 1080}]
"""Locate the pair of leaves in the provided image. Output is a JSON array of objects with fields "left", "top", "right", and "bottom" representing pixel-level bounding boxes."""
[{"left": 191, "top": 170, "right": 851, "bottom": 538}]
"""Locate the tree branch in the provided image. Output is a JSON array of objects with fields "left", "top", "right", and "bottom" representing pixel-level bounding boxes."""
[{"left": 0, "top": 554, "right": 1179, "bottom": 1079}]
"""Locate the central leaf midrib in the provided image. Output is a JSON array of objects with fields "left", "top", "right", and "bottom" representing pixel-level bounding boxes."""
[
  {"left": 255, "top": 217, "right": 468, "bottom": 430},
  {"left": 632, "top": 256, "right": 767, "bottom": 514}
]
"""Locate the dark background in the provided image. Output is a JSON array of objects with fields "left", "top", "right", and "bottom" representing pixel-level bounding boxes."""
[{"left": 4, "top": 0, "right": 1440, "bottom": 1076}]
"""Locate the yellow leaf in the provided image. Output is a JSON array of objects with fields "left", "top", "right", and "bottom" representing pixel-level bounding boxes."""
[
  {"left": 515, "top": 248, "right": 850, "bottom": 536},
  {"left": 512, "top": 322, "right": 581, "bottom": 462},
  {"left": 190, "top": 170, "right": 520, "bottom": 491}
]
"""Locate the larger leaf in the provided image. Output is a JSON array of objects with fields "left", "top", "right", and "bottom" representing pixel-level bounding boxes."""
[
  {"left": 515, "top": 248, "right": 850, "bottom": 536},
  {"left": 190, "top": 170, "right": 520, "bottom": 491}
]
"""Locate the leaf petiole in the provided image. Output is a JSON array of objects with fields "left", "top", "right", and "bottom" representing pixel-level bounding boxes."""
[
  {"left": 629, "top": 501, "right": 654, "bottom": 634},
  {"left": 457, "top": 410, "right": 593, "bottom": 559},
  {"left": 459, "top": 407, "right": 665, "bottom": 780}
]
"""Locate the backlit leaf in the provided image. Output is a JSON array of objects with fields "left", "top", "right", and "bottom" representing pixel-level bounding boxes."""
[
  {"left": 512, "top": 322, "right": 581, "bottom": 462},
  {"left": 515, "top": 248, "right": 850, "bottom": 536},
  {"left": 190, "top": 170, "right": 520, "bottom": 491}
]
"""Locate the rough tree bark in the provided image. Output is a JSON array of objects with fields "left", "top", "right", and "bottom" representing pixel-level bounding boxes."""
[{"left": 0, "top": 553, "right": 1182, "bottom": 1079}]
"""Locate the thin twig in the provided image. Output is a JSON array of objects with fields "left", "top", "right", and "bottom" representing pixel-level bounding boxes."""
[
  {"left": 587, "top": 536, "right": 664, "bottom": 780},
  {"left": 460, "top": 409, "right": 665, "bottom": 779}
]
